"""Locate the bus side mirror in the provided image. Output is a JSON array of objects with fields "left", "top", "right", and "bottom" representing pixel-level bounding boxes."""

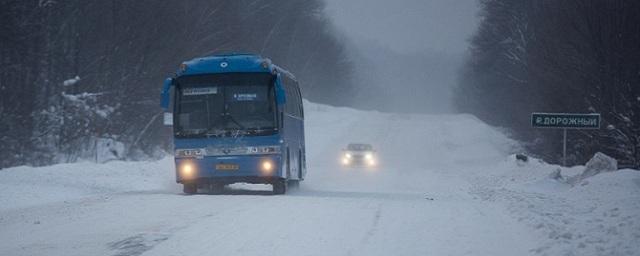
[
  {"left": 275, "top": 75, "right": 286, "bottom": 105},
  {"left": 161, "top": 78, "right": 174, "bottom": 126},
  {"left": 160, "top": 78, "right": 174, "bottom": 110},
  {"left": 163, "top": 112, "right": 173, "bottom": 126},
  {"left": 276, "top": 89, "right": 286, "bottom": 105}
]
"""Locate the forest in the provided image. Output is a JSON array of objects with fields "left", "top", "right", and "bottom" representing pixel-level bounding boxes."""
[
  {"left": 456, "top": 0, "right": 640, "bottom": 168},
  {"left": 2, "top": 0, "right": 639, "bottom": 170},
  {"left": 0, "top": 0, "right": 352, "bottom": 168}
]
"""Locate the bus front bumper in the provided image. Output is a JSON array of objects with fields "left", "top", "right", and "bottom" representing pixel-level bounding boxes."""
[{"left": 175, "top": 155, "right": 283, "bottom": 184}]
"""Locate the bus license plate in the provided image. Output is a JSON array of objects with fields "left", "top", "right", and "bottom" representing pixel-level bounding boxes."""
[{"left": 216, "top": 164, "right": 239, "bottom": 170}]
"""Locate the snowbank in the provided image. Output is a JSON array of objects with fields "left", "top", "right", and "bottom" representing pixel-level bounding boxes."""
[
  {"left": 0, "top": 157, "right": 177, "bottom": 211},
  {"left": 571, "top": 152, "right": 618, "bottom": 185},
  {"left": 468, "top": 154, "right": 640, "bottom": 256}
]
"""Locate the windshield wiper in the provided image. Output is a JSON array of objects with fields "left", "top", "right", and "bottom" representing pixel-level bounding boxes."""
[
  {"left": 245, "top": 127, "right": 276, "bottom": 135},
  {"left": 212, "top": 112, "right": 245, "bottom": 130},
  {"left": 205, "top": 129, "right": 226, "bottom": 137},
  {"left": 225, "top": 113, "right": 245, "bottom": 129},
  {"left": 206, "top": 128, "right": 251, "bottom": 138},
  {"left": 176, "top": 129, "right": 208, "bottom": 138}
]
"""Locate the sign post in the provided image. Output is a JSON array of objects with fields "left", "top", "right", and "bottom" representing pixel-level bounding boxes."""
[
  {"left": 531, "top": 112, "right": 601, "bottom": 166},
  {"left": 563, "top": 128, "right": 567, "bottom": 166}
]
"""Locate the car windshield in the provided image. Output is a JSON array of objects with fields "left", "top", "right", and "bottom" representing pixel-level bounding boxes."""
[
  {"left": 174, "top": 73, "right": 277, "bottom": 138},
  {"left": 347, "top": 144, "right": 373, "bottom": 151}
]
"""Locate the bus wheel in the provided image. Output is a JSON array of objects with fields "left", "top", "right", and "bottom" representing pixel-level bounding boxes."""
[
  {"left": 298, "top": 151, "right": 304, "bottom": 181},
  {"left": 183, "top": 183, "right": 197, "bottom": 194},
  {"left": 273, "top": 179, "right": 287, "bottom": 195},
  {"left": 209, "top": 183, "right": 224, "bottom": 194},
  {"left": 287, "top": 179, "right": 299, "bottom": 189}
]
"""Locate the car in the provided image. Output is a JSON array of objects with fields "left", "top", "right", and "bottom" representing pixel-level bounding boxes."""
[{"left": 341, "top": 143, "right": 377, "bottom": 167}]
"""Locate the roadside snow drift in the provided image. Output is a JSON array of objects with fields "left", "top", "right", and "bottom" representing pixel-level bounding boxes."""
[{"left": 0, "top": 100, "right": 638, "bottom": 256}]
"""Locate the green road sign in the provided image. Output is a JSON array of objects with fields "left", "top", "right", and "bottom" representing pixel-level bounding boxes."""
[{"left": 531, "top": 112, "right": 600, "bottom": 129}]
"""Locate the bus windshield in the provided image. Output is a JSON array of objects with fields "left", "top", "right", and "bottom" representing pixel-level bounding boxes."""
[{"left": 174, "top": 73, "right": 277, "bottom": 138}]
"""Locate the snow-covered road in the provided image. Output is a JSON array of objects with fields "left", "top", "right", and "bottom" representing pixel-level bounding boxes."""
[{"left": 1, "top": 102, "right": 638, "bottom": 256}]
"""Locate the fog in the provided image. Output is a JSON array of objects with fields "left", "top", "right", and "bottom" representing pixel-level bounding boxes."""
[{"left": 324, "top": 0, "right": 479, "bottom": 113}]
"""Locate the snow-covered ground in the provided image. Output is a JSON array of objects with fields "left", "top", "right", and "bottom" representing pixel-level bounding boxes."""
[
  {"left": 1, "top": 101, "right": 638, "bottom": 256},
  {"left": 469, "top": 157, "right": 640, "bottom": 256}
]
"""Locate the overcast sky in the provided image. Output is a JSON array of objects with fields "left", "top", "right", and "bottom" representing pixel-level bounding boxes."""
[{"left": 324, "top": 0, "right": 479, "bottom": 55}]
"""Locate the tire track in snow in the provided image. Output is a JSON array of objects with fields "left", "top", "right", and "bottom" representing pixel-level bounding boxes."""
[
  {"left": 345, "top": 202, "right": 383, "bottom": 256},
  {"left": 361, "top": 203, "right": 382, "bottom": 245},
  {"left": 109, "top": 233, "right": 170, "bottom": 256}
]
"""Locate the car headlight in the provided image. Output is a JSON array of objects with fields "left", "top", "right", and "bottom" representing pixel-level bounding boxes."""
[
  {"left": 345, "top": 153, "right": 352, "bottom": 158},
  {"left": 365, "top": 153, "right": 373, "bottom": 160},
  {"left": 367, "top": 159, "right": 376, "bottom": 166}
]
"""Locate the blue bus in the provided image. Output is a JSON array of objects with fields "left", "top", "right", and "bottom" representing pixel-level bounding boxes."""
[{"left": 160, "top": 54, "right": 306, "bottom": 194}]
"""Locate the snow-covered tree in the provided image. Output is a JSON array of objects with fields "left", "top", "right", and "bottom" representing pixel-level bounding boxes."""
[
  {"left": 456, "top": 0, "right": 640, "bottom": 168},
  {"left": 0, "top": 0, "right": 352, "bottom": 168}
]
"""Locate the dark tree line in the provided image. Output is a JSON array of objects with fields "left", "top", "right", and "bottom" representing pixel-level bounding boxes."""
[
  {"left": 456, "top": 0, "right": 640, "bottom": 168},
  {"left": 0, "top": 0, "right": 353, "bottom": 168}
]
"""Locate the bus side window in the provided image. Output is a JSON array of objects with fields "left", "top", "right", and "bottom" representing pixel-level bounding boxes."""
[
  {"left": 283, "top": 80, "right": 290, "bottom": 115},
  {"left": 295, "top": 83, "right": 303, "bottom": 119},
  {"left": 283, "top": 76, "right": 298, "bottom": 118},
  {"left": 292, "top": 78, "right": 301, "bottom": 118},
  {"left": 292, "top": 84, "right": 298, "bottom": 117}
]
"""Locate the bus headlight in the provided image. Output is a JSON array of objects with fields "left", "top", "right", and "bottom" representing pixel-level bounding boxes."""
[
  {"left": 260, "top": 159, "right": 274, "bottom": 173},
  {"left": 180, "top": 162, "right": 195, "bottom": 178}
]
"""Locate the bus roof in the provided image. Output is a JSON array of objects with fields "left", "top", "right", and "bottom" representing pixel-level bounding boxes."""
[{"left": 176, "top": 53, "right": 296, "bottom": 81}]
